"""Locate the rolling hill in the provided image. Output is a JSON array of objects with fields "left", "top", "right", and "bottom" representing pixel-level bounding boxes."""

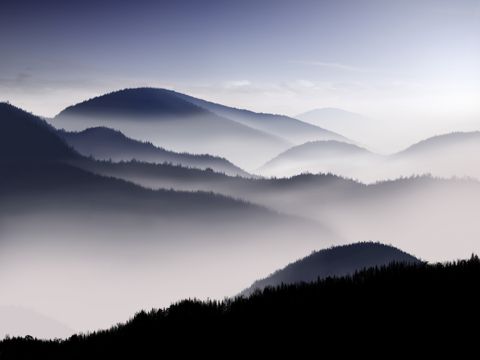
[
  {"left": 0, "top": 102, "right": 333, "bottom": 336},
  {"left": 53, "top": 88, "right": 350, "bottom": 169},
  {"left": 173, "top": 91, "right": 348, "bottom": 144},
  {"left": 241, "top": 242, "right": 421, "bottom": 295},
  {"left": 0, "top": 103, "right": 78, "bottom": 162},
  {"left": 76, "top": 154, "right": 480, "bottom": 262},
  {"left": 259, "top": 131, "right": 480, "bottom": 181},
  {"left": 54, "top": 88, "right": 291, "bottom": 169},
  {"left": 2, "top": 255, "right": 478, "bottom": 356},
  {"left": 58, "top": 127, "right": 249, "bottom": 177},
  {"left": 258, "top": 140, "right": 382, "bottom": 179}
]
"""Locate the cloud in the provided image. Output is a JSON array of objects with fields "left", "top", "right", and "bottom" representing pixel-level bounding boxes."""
[
  {"left": 223, "top": 80, "right": 251, "bottom": 89},
  {"left": 290, "top": 60, "right": 374, "bottom": 73}
]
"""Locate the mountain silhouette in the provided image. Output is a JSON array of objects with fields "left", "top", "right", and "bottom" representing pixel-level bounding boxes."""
[
  {"left": 259, "top": 140, "right": 380, "bottom": 178},
  {"left": 172, "top": 91, "right": 349, "bottom": 144},
  {"left": 390, "top": 131, "right": 480, "bottom": 179},
  {"left": 396, "top": 131, "right": 480, "bottom": 156},
  {"left": 58, "top": 88, "right": 204, "bottom": 118},
  {"left": 0, "top": 103, "right": 78, "bottom": 162},
  {"left": 258, "top": 131, "right": 480, "bottom": 181},
  {"left": 2, "top": 255, "right": 478, "bottom": 357},
  {"left": 54, "top": 88, "right": 291, "bottom": 169},
  {"left": 59, "top": 127, "right": 249, "bottom": 177},
  {"left": 0, "top": 102, "right": 275, "bottom": 219},
  {"left": 241, "top": 242, "right": 421, "bottom": 296},
  {"left": 53, "top": 88, "right": 355, "bottom": 169},
  {"left": 81, "top": 155, "right": 480, "bottom": 261}
]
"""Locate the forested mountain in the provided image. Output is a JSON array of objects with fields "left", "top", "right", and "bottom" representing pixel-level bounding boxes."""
[
  {"left": 241, "top": 242, "right": 421, "bottom": 295},
  {"left": 2, "top": 255, "right": 478, "bottom": 357},
  {"left": 59, "top": 127, "right": 249, "bottom": 176}
]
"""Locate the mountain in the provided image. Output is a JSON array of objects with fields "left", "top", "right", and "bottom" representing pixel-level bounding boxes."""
[
  {"left": 54, "top": 88, "right": 291, "bottom": 169},
  {"left": 1, "top": 103, "right": 333, "bottom": 336},
  {"left": 0, "top": 103, "right": 78, "bottom": 162},
  {"left": 173, "top": 91, "right": 349, "bottom": 144},
  {"left": 2, "top": 256, "right": 478, "bottom": 357},
  {"left": 241, "top": 242, "right": 421, "bottom": 296},
  {"left": 58, "top": 127, "right": 249, "bottom": 177},
  {"left": 297, "top": 108, "right": 372, "bottom": 138},
  {"left": 390, "top": 131, "right": 480, "bottom": 179},
  {"left": 79, "top": 155, "right": 480, "bottom": 261},
  {"left": 259, "top": 131, "right": 480, "bottom": 181},
  {"left": 396, "top": 131, "right": 480, "bottom": 157},
  {"left": 54, "top": 88, "right": 350, "bottom": 169},
  {"left": 258, "top": 140, "right": 382, "bottom": 179}
]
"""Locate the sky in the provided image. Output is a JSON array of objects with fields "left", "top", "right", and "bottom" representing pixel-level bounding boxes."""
[{"left": 0, "top": 0, "right": 479, "bottom": 133}]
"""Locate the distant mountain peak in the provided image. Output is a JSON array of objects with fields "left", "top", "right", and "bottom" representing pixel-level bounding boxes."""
[
  {"left": 57, "top": 87, "right": 208, "bottom": 119},
  {"left": 397, "top": 131, "right": 480, "bottom": 156}
]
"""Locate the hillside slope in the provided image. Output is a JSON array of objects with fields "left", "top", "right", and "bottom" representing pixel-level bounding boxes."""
[
  {"left": 242, "top": 242, "right": 421, "bottom": 295},
  {"left": 54, "top": 88, "right": 290, "bottom": 169},
  {"left": 2, "top": 255, "right": 478, "bottom": 356},
  {"left": 59, "top": 127, "right": 249, "bottom": 176}
]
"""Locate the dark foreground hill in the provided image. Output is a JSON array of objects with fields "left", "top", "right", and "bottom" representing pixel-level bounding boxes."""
[
  {"left": 241, "top": 242, "right": 421, "bottom": 295},
  {"left": 2, "top": 256, "right": 479, "bottom": 357},
  {"left": 0, "top": 103, "right": 77, "bottom": 162}
]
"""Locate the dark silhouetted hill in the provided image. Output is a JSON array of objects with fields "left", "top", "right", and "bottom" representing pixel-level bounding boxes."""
[
  {"left": 59, "top": 127, "right": 249, "bottom": 176},
  {"left": 0, "top": 103, "right": 273, "bottom": 220},
  {"left": 0, "top": 103, "right": 78, "bottom": 162},
  {"left": 54, "top": 88, "right": 290, "bottom": 169},
  {"left": 241, "top": 242, "right": 421, "bottom": 296},
  {"left": 58, "top": 88, "right": 204, "bottom": 118},
  {"left": 1, "top": 255, "right": 478, "bottom": 357}
]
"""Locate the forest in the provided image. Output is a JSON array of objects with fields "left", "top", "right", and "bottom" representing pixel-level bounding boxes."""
[{"left": 1, "top": 256, "right": 478, "bottom": 358}]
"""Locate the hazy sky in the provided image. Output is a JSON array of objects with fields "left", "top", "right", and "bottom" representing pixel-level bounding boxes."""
[{"left": 1, "top": 0, "right": 479, "bottom": 128}]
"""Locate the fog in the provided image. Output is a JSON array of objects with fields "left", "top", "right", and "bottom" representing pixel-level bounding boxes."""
[
  {"left": 77, "top": 162, "right": 480, "bottom": 262},
  {"left": 0, "top": 201, "right": 335, "bottom": 337},
  {"left": 52, "top": 114, "right": 289, "bottom": 170},
  {"left": 3, "top": 100, "right": 480, "bottom": 340},
  {"left": 256, "top": 135, "right": 480, "bottom": 183}
]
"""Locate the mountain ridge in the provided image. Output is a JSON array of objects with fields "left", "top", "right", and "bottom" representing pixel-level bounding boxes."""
[
  {"left": 58, "top": 126, "right": 249, "bottom": 177},
  {"left": 241, "top": 242, "right": 421, "bottom": 296}
]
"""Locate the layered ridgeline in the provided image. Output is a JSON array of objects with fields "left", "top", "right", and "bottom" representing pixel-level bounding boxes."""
[
  {"left": 173, "top": 91, "right": 348, "bottom": 144},
  {"left": 53, "top": 88, "right": 347, "bottom": 169},
  {"left": 295, "top": 107, "right": 401, "bottom": 152},
  {"left": 392, "top": 131, "right": 480, "bottom": 178},
  {"left": 58, "top": 127, "right": 249, "bottom": 177},
  {"left": 258, "top": 140, "right": 382, "bottom": 179},
  {"left": 0, "top": 103, "right": 78, "bottom": 162},
  {"left": 2, "top": 254, "right": 479, "bottom": 357},
  {"left": 258, "top": 131, "right": 480, "bottom": 182},
  {"left": 77, "top": 157, "right": 480, "bottom": 261},
  {"left": 0, "top": 102, "right": 330, "bottom": 337},
  {"left": 241, "top": 242, "right": 421, "bottom": 296}
]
